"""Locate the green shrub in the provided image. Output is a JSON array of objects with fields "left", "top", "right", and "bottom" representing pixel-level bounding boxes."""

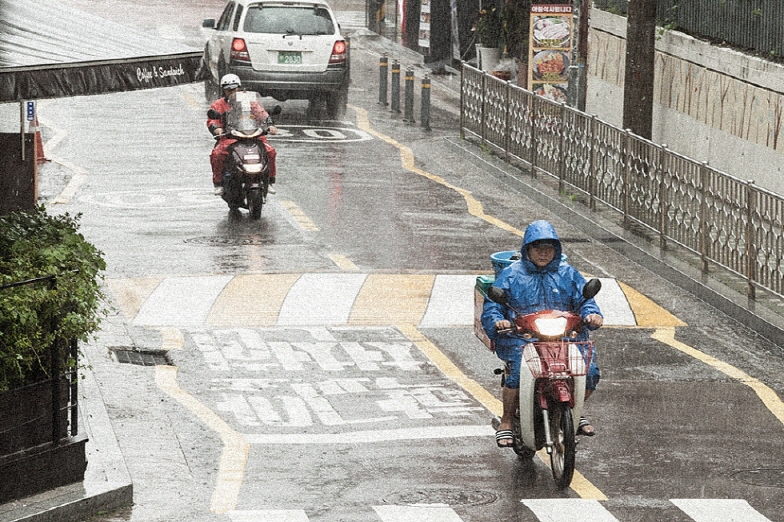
[{"left": 0, "top": 206, "right": 106, "bottom": 391}]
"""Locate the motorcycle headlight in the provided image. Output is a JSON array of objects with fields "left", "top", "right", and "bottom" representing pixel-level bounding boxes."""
[
  {"left": 533, "top": 317, "right": 568, "bottom": 337},
  {"left": 243, "top": 164, "right": 263, "bottom": 173}
]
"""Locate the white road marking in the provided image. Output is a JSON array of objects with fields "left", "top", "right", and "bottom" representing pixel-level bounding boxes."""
[
  {"left": 276, "top": 273, "right": 367, "bottom": 325},
  {"left": 419, "top": 275, "right": 476, "bottom": 326},
  {"left": 594, "top": 277, "right": 636, "bottom": 326},
  {"left": 374, "top": 504, "right": 465, "bottom": 522},
  {"left": 671, "top": 499, "right": 773, "bottom": 521},
  {"left": 242, "top": 424, "right": 494, "bottom": 444},
  {"left": 228, "top": 510, "right": 308, "bottom": 522},
  {"left": 133, "top": 275, "right": 233, "bottom": 326},
  {"left": 522, "top": 499, "right": 620, "bottom": 521}
]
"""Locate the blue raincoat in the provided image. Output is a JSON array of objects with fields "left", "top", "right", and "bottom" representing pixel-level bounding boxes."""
[{"left": 481, "top": 220, "right": 602, "bottom": 389}]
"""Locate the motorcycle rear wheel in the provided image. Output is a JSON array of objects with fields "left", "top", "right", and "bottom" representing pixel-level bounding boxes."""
[
  {"left": 548, "top": 402, "right": 576, "bottom": 489},
  {"left": 248, "top": 188, "right": 263, "bottom": 220}
]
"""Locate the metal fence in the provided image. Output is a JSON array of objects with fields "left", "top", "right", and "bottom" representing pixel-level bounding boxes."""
[
  {"left": 593, "top": 0, "right": 784, "bottom": 59},
  {"left": 460, "top": 63, "right": 784, "bottom": 300}
]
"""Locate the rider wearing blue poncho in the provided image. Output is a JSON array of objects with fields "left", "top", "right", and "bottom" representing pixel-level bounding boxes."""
[{"left": 481, "top": 220, "right": 603, "bottom": 448}]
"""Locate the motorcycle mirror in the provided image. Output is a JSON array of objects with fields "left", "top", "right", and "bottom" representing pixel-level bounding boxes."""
[
  {"left": 269, "top": 105, "right": 282, "bottom": 116},
  {"left": 207, "top": 109, "right": 222, "bottom": 119},
  {"left": 487, "top": 287, "right": 509, "bottom": 305},
  {"left": 583, "top": 278, "right": 602, "bottom": 300}
]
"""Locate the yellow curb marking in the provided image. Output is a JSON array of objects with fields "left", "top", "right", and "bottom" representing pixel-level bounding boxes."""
[
  {"left": 652, "top": 328, "right": 784, "bottom": 426},
  {"left": 619, "top": 281, "right": 686, "bottom": 327},
  {"left": 155, "top": 365, "right": 249, "bottom": 514},
  {"left": 329, "top": 253, "right": 359, "bottom": 271}
]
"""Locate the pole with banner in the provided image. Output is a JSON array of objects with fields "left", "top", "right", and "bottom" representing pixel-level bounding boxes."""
[{"left": 529, "top": 4, "right": 572, "bottom": 105}]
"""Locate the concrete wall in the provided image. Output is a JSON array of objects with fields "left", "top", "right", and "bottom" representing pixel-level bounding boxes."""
[{"left": 585, "top": 9, "right": 784, "bottom": 196}]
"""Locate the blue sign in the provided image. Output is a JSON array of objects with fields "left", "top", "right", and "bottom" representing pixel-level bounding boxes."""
[{"left": 26, "top": 101, "right": 35, "bottom": 121}]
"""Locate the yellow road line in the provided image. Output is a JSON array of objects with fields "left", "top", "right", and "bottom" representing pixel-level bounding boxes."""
[
  {"left": 652, "top": 327, "right": 784, "bottom": 426},
  {"left": 155, "top": 365, "right": 249, "bottom": 514},
  {"left": 280, "top": 199, "right": 319, "bottom": 231},
  {"left": 351, "top": 105, "right": 523, "bottom": 237},
  {"left": 329, "top": 253, "right": 359, "bottom": 271},
  {"left": 619, "top": 281, "right": 686, "bottom": 327}
]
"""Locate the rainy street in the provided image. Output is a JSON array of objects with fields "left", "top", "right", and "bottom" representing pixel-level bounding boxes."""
[{"left": 30, "top": 1, "right": 784, "bottom": 521}]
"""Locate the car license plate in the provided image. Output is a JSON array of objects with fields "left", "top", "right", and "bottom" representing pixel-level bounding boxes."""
[{"left": 278, "top": 51, "right": 302, "bottom": 64}]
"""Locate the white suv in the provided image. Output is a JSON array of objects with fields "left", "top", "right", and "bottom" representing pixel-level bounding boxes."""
[{"left": 203, "top": 0, "right": 350, "bottom": 118}]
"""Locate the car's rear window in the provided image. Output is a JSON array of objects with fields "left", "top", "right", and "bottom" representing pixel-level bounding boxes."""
[{"left": 243, "top": 5, "right": 335, "bottom": 35}]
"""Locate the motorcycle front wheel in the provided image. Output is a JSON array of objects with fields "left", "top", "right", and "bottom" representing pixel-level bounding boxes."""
[
  {"left": 248, "top": 188, "right": 263, "bottom": 220},
  {"left": 548, "top": 402, "right": 576, "bottom": 489}
]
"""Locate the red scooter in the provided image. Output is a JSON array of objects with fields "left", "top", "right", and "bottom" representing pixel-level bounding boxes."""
[{"left": 488, "top": 278, "right": 600, "bottom": 489}]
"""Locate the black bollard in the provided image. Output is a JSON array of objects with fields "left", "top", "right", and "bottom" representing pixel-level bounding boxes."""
[
  {"left": 404, "top": 67, "right": 415, "bottom": 123},
  {"left": 420, "top": 74, "right": 431, "bottom": 131},
  {"left": 378, "top": 53, "right": 388, "bottom": 106},
  {"left": 390, "top": 59, "right": 401, "bottom": 114}
]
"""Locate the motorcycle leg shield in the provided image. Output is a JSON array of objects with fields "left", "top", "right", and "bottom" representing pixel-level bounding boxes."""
[{"left": 518, "top": 367, "right": 537, "bottom": 451}]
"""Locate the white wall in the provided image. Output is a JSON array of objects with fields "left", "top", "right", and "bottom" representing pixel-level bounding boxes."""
[{"left": 585, "top": 9, "right": 784, "bottom": 195}]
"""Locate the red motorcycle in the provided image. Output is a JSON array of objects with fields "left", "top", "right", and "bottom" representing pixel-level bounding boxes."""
[{"left": 488, "top": 278, "right": 600, "bottom": 489}]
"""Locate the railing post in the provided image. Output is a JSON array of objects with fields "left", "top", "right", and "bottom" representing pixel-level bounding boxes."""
[
  {"left": 49, "top": 276, "right": 61, "bottom": 446},
  {"left": 659, "top": 144, "right": 669, "bottom": 250},
  {"left": 459, "top": 64, "right": 465, "bottom": 139},
  {"left": 530, "top": 94, "right": 538, "bottom": 178},
  {"left": 558, "top": 103, "right": 567, "bottom": 195},
  {"left": 69, "top": 338, "right": 79, "bottom": 437},
  {"left": 700, "top": 162, "right": 709, "bottom": 273},
  {"left": 622, "top": 129, "right": 632, "bottom": 228},
  {"left": 503, "top": 81, "right": 510, "bottom": 162},
  {"left": 481, "top": 72, "right": 487, "bottom": 145},
  {"left": 746, "top": 180, "right": 757, "bottom": 299}
]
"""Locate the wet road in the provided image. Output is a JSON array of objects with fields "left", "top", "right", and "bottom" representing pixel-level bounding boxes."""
[{"left": 36, "top": 1, "right": 784, "bottom": 521}]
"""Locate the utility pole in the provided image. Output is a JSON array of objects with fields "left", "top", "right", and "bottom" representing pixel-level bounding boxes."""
[{"left": 622, "top": 0, "right": 657, "bottom": 139}]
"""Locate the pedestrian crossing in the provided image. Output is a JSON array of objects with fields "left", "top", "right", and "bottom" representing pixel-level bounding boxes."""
[
  {"left": 107, "top": 273, "right": 685, "bottom": 329},
  {"left": 227, "top": 499, "right": 773, "bottom": 521}
]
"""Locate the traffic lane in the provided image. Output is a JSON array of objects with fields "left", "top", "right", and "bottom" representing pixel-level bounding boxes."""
[{"left": 168, "top": 325, "right": 576, "bottom": 519}]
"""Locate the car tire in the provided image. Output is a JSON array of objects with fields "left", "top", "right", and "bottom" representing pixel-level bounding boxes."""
[{"left": 325, "top": 84, "right": 348, "bottom": 120}]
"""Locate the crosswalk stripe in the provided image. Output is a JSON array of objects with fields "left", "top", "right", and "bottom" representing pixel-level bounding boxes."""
[
  {"left": 133, "top": 275, "right": 233, "bottom": 326},
  {"left": 349, "top": 273, "right": 434, "bottom": 325},
  {"left": 207, "top": 274, "right": 300, "bottom": 327},
  {"left": 242, "top": 425, "right": 494, "bottom": 444},
  {"left": 277, "top": 273, "right": 367, "bottom": 325},
  {"left": 594, "top": 278, "right": 636, "bottom": 326},
  {"left": 373, "top": 504, "right": 464, "bottom": 522},
  {"left": 522, "top": 499, "right": 620, "bottom": 521},
  {"left": 671, "top": 499, "right": 773, "bottom": 521},
  {"left": 420, "top": 275, "right": 477, "bottom": 326},
  {"left": 228, "top": 510, "right": 308, "bottom": 522}
]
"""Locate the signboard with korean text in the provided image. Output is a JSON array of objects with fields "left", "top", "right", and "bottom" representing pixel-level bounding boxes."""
[
  {"left": 418, "top": 0, "right": 431, "bottom": 50},
  {"left": 529, "top": 4, "right": 573, "bottom": 104}
]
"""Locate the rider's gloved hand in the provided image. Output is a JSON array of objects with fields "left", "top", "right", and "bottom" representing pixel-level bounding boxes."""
[{"left": 268, "top": 125, "right": 278, "bottom": 135}]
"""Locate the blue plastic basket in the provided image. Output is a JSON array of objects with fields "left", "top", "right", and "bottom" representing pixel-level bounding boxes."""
[{"left": 490, "top": 250, "right": 520, "bottom": 277}]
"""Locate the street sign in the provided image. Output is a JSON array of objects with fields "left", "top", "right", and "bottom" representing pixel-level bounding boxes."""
[{"left": 26, "top": 101, "right": 35, "bottom": 122}]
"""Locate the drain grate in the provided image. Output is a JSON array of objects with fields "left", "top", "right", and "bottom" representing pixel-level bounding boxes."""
[
  {"left": 111, "top": 348, "right": 172, "bottom": 367},
  {"left": 184, "top": 236, "right": 273, "bottom": 246},
  {"left": 383, "top": 487, "right": 498, "bottom": 506}
]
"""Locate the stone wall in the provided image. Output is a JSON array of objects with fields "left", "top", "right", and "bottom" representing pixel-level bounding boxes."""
[{"left": 585, "top": 9, "right": 784, "bottom": 195}]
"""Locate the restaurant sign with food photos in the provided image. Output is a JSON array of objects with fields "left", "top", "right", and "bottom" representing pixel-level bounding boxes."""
[{"left": 529, "top": 4, "right": 573, "bottom": 104}]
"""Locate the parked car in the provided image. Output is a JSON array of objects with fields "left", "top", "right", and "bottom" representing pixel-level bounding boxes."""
[{"left": 202, "top": 0, "right": 350, "bottom": 119}]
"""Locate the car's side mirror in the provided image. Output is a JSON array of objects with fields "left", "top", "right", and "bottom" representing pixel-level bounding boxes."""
[{"left": 203, "top": 19, "right": 216, "bottom": 29}]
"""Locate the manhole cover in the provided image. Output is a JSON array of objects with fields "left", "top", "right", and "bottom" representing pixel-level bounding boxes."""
[
  {"left": 383, "top": 487, "right": 498, "bottom": 506},
  {"left": 111, "top": 348, "right": 172, "bottom": 367},
  {"left": 184, "top": 236, "right": 273, "bottom": 246},
  {"left": 733, "top": 469, "right": 784, "bottom": 488}
]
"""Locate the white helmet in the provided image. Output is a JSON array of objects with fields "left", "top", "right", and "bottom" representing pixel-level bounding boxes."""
[{"left": 220, "top": 74, "right": 241, "bottom": 90}]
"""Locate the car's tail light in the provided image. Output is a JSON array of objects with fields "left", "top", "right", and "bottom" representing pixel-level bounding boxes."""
[
  {"left": 230, "top": 38, "right": 251, "bottom": 65},
  {"left": 329, "top": 40, "right": 347, "bottom": 64}
]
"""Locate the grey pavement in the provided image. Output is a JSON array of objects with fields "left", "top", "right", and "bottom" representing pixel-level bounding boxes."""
[{"left": 5, "top": 28, "right": 784, "bottom": 522}]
